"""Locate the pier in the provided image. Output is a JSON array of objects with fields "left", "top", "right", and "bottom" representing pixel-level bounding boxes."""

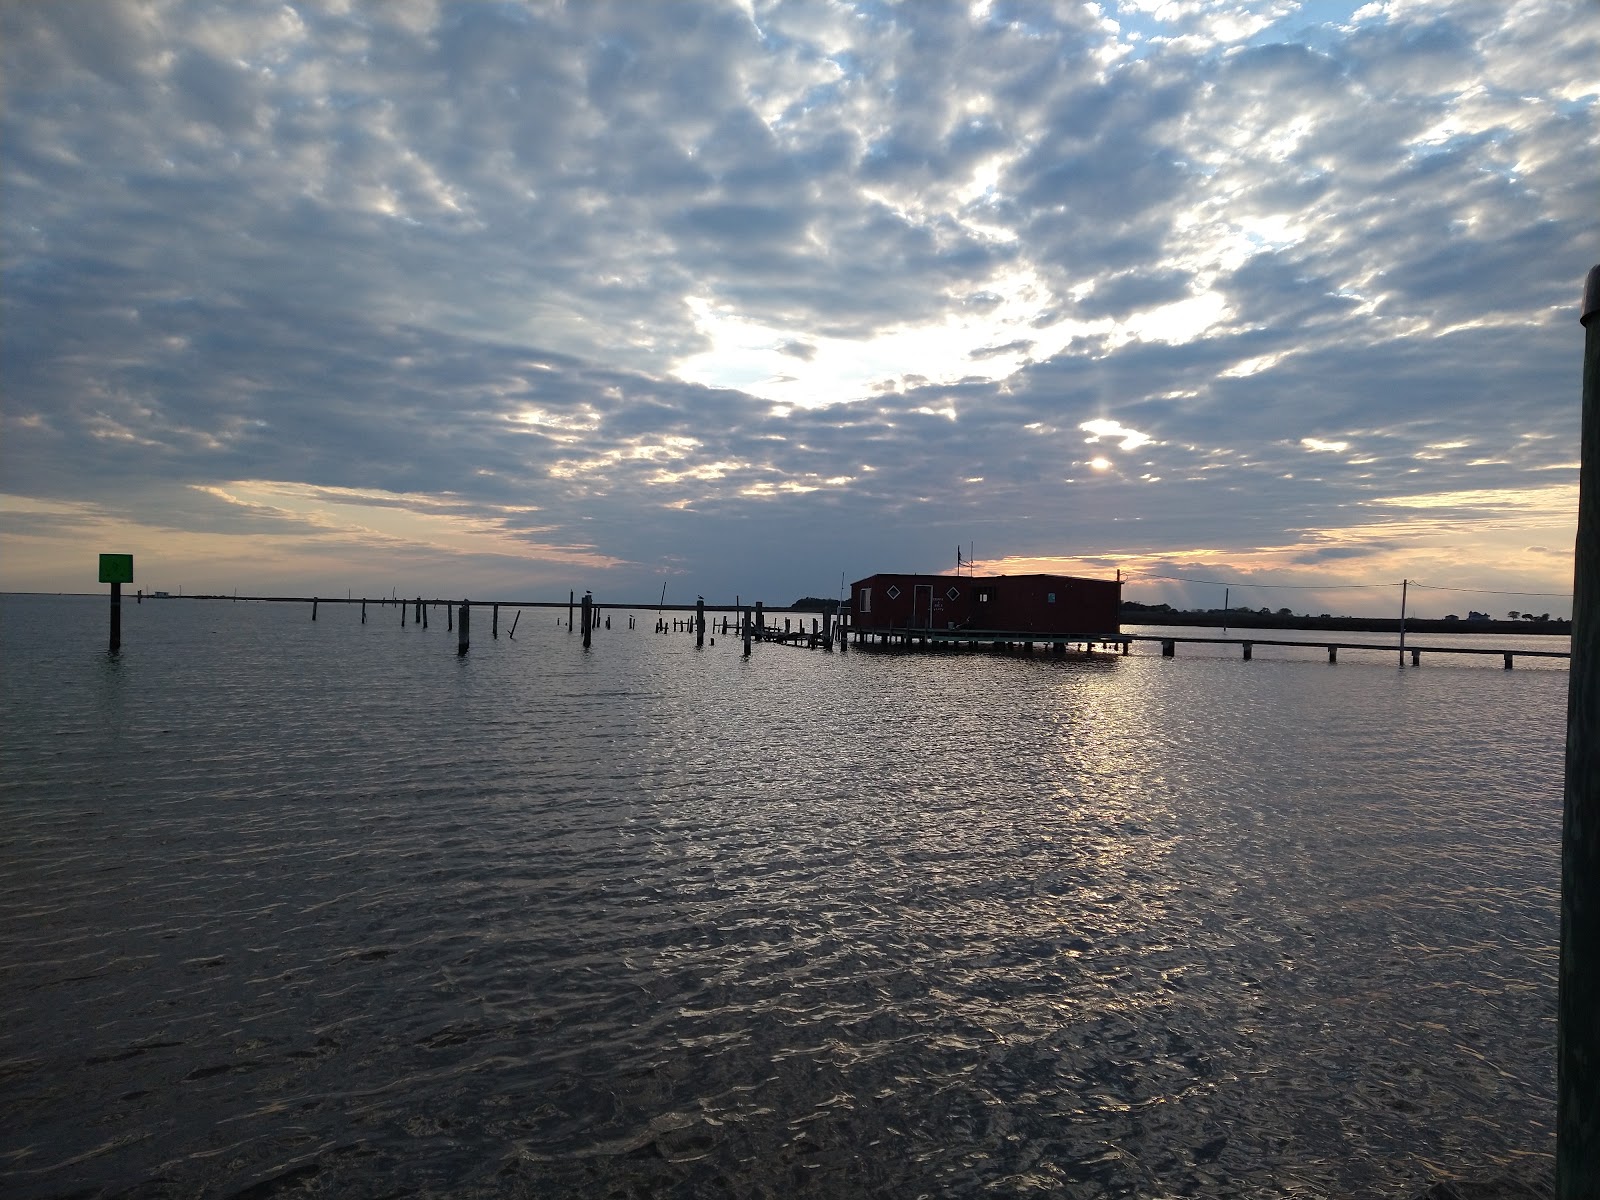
[{"left": 1134, "top": 634, "right": 1570, "bottom": 668}]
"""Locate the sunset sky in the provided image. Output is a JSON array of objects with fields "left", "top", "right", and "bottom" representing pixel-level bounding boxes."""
[{"left": 3, "top": 0, "right": 1596, "bottom": 617}]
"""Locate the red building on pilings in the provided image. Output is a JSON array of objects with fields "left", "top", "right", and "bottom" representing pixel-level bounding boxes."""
[{"left": 847, "top": 571, "right": 1122, "bottom": 641}]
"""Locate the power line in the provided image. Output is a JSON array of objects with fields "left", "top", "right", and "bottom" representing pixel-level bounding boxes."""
[
  {"left": 1130, "top": 572, "right": 1388, "bottom": 590},
  {"left": 1410, "top": 581, "right": 1572, "bottom": 599}
]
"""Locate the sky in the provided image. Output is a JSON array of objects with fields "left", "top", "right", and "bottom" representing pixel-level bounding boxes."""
[{"left": 2, "top": 0, "right": 1596, "bottom": 618}]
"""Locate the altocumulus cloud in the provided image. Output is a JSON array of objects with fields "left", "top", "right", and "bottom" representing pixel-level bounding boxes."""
[{"left": 0, "top": 0, "right": 1594, "bottom": 613}]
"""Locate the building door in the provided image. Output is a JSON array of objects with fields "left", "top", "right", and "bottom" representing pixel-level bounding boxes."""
[{"left": 913, "top": 583, "right": 934, "bottom": 629}]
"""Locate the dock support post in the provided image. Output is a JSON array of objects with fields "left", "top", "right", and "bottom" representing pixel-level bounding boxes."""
[
  {"left": 1560, "top": 263, "right": 1600, "bottom": 1197},
  {"left": 361, "top": 599, "right": 366, "bottom": 624},
  {"left": 581, "top": 593, "right": 592, "bottom": 649},
  {"left": 1506, "top": 652, "right": 1515, "bottom": 670},
  {"left": 1413, "top": 649, "right": 1422, "bottom": 667},
  {"left": 312, "top": 597, "right": 318, "bottom": 621},
  {"left": 401, "top": 598, "right": 407, "bottom": 627},
  {"left": 493, "top": 603, "right": 499, "bottom": 638},
  {"left": 743, "top": 607, "right": 752, "bottom": 657},
  {"left": 755, "top": 601, "right": 764, "bottom": 637},
  {"left": 1162, "top": 639, "right": 1175, "bottom": 657},
  {"left": 109, "top": 580, "right": 121, "bottom": 653},
  {"left": 458, "top": 599, "right": 470, "bottom": 656},
  {"left": 568, "top": 590, "right": 574, "bottom": 633},
  {"left": 1242, "top": 641, "right": 1252, "bottom": 661},
  {"left": 447, "top": 602, "right": 453, "bottom": 633},
  {"left": 1328, "top": 645, "right": 1337, "bottom": 663},
  {"left": 697, "top": 597, "right": 705, "bottom": 648}
]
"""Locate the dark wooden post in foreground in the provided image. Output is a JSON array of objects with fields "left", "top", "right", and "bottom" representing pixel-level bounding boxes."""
[
  {"left": 109, "top": 582, "right": 122, "bottom": 652},
  {"left": 458, "top": 599, "right": 470, "bottom": 656},
  {"left": 492, "top": 603, "right": 499, "bottom": 639},
  {"left": 568, "top": 590, "right": 575, "bottom": 633},
  {"left": 743, "top": 607, "right": 752, "bottom": 657},
  {"left": 581, "top": 592, "right": 592, "bottom": 649},
  {"left": 361, "top": 599, "right": 367, "bottom": 624},
  {"left": 1561, "top": 263, "right": 1600, "bottom": 1198},
  {"left": 312, "top": 597, "right": 318, "bottom": 620},
  {"left": 696, "top": 597, "right": 705, "bottom": 648}
]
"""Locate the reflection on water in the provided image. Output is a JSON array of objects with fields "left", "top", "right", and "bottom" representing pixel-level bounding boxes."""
[{"left": 0, "top": 596, "right": 1559, "bottom": 1197}]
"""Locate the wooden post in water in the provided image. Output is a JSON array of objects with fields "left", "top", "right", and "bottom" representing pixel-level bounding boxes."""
[
  {"left": 755, "top": 602, "right": 764, "bottom": 638},
  {"left": 568, "top": 590, "right": 575, "bottom": 634},
  {"left": 361, "top": 599, "right": 366, "bottom": 624},
  {"left": 696, "top": 597, "right": 705, "bottom": 648},
  {"left": 312, "top": 597, "right": 318, "bottom": 620},
  {"left": 743, "top": 607, "right": 752, "bottom": 657},
  {"left": 1561, "top": 263, "right": 1600, "bottom": 1198},
  {"left": 109, "top": 581, "right": 121, "bottom": 652},
  {"left": 421, "top": 598, "right": 428, "bottom": 630},
  {"left": 581, "top": 592, "right": 592, "bottom": 649},
  {"left": 458, "top": 599, "right": 470, "bottom": 656},
  {"left": 493, "top": 603, "right": 499, "bottom": 638},
  {"left": 447, "top": 602, "right": 453, "bottom": 633},
  {"left": 509, "top": 610, "right": 520, "bottom": 638}
]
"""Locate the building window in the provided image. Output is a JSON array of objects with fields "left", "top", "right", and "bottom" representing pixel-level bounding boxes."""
[
  {"left": 860, "top": 587, "right": 871, "bottom": 613},
  {"left": 976, "top": 588, "right": 993, "bottom": 603}
]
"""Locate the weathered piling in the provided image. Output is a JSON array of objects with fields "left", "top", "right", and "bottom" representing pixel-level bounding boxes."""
[
  {"left": 568, "top": 590, "right": 575, "bottom": 634},
  {"left": 1561, "top": 263, "right": 1600, "bottom": 1197},
  {"left": 109, "top": 581, "right": 121, "bottom": 652},
  {"left": 458, "top": 599, "right": 470, "bottom": 656},
  {"left": 509, "top": 610, "right": 520, "bottom": 638},
  {"left": 421, "top": 598, "right": 428, "bottom": 630},
  {"left": 361, "top": 599, "right": 366, "bottom": 624},
  {"left": 415, "top": 596, "right": 422, "bottom": 623},
  {"left": 755, "top": 601, "right": 764, "bottom": 635},
  {"left": 581, "top": 592, "right": 592, "bottom": 649},
  {"left": 447, "top": 602, "right": 453, "bottom": 632},
  {"left": 696, "top": 597, "right": 705, "bottom": 648},
  {"left": 493, "top": 603, "right": 499, "bottom": 638},
  {"left": 312, "top": 597, "right": 318, "bottom": 620},
  {"left": 742, "top": 607, "right": 752, "bottom": 657}
]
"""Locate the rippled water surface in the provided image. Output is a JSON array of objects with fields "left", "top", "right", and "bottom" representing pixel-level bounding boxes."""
[{"left": 1, "top": 595, "right": 1561, "bottom": 1197}]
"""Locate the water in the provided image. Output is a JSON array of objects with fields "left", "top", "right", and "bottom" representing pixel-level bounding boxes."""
[{"left": 0, "top": 595, "right": 1561, "bottom": 1197}]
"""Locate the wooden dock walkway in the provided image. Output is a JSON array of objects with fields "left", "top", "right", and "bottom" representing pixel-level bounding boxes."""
[{"left": 1133, "top": 634, "right": 1569, "bottom": 668}]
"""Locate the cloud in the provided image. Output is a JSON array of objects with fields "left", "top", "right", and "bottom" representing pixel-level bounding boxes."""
[{"left": 0, "top": 0, "right": 1594, "bottom": 614}]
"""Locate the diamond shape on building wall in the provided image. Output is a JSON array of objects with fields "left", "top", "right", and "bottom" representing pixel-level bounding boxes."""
[
  {"left": 946, "top": 587, "right": 961, "bottom": 601},
  {"left": 886, "top": 585, "right": 901, "bottom": 599}
]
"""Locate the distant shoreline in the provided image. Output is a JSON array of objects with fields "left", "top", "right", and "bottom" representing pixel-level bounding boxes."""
[{"left": 1124, "top": 610, "right": 1571, "bottom": 637}]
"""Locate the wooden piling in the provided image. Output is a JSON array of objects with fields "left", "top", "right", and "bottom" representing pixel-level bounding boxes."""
[
  {"left": 421, "top": 598, "right": 428, "bottom": 630},
  {"left": 458, "top": 599, "right": 470, "bottom": 656},
  {"left": 1328, "top": 645, "right": 1337, "bottom": 663},
  {"left": 361, "top": 599, "right": 366, "bottom": 624},
  {"left": 1242, "top": 641, "right": 1251, "bottom": 661},
  {"left": 312, "top": 597, "right": 318, "bottom": 621},
  {"left": 755, "top": 602, "right": 764, "bottom": 636},
  {"left": 696, "top": 598, "right": 705, "bottom": 648},
  {"left": 568, "top": 590, "right": 575, "bottom": 633},
  {"left": 1162, "top": 639, "right": 1175, "bottom": 657},
  {"left": 1561, "top": 264, "right": 1600, "bottom": 1199},
  {"left": 509, "top": 610, "right": 520, "bottom": 638},
  {"left": 109, "top": 580, "right": 121, "bottom": 653},
  {"left": 581, "top": 593, "right": 592, "bottom": 649},
  {"left": 493, "top": 603, "right": 499, "bottom": 638},
  {"left": 447, "top": 602, "right": 453, "bottom": 632},
  {"left": 743, "top": 607, "right": 752, "bottom": 657},
  {"left": 401, "top": 599, "right": 407, "bottom": 627}
]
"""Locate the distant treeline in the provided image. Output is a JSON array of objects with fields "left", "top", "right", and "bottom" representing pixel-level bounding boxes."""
[
  {"left": 791, "top": 596, "right": 844, "bottom": 613},
  {"left": 1120, "top": 600, "right": 1570, "bottom": 635}
]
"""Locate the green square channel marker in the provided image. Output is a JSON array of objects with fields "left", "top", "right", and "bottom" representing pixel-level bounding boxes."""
[{"left": 98, "top": 554, "right": 134, "bottom": 584}]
